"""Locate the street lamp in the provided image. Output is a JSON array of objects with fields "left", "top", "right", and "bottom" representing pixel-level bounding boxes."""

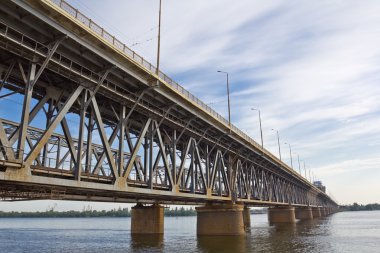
[
  {"left": 271, "top": 129, "right": 281, "bottom": 161},
  {"left": 156, "top": 0, "right": 162, "bottom": 75},
  {"left": 251, "top": 108, "right": 263, "bottom": 150},
  {"left": 284, "top": 142, "right": 293, "bottom": 169},
  {"left": 217, "top": 70, "right": 231, "bottom": 129},
  {"left": 297, "top": 154, "right": 301, "bottom": 174},
  {"left": 302, "top": 160, "right": 307, "bottom": 179}
]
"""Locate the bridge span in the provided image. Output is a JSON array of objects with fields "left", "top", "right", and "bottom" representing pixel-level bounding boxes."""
[{"left": 0, "top": 0, "right": 337, "bottom": 235}]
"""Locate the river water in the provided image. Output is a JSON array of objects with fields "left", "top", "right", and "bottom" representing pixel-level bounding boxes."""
[{"left": 0, "top": 211, "right": 379, "bottom": 253}]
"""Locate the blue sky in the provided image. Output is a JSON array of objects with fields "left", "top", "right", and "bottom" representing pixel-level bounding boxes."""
[{"left": 1, "top": 0, "right": 380, "bottom": 211}]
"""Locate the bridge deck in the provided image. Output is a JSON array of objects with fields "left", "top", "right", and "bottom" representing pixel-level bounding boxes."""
[{"left": 0, "top": 0, "right": 337, "bottom": 208}]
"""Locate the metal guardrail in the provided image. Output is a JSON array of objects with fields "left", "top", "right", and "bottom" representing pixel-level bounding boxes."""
[{"left": 46, "top": 0, "right": 321, "bottom": 191}]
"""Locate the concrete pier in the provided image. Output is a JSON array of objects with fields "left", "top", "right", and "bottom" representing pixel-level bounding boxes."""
[
  {"left": 320, "top": 207, "right": 327, "bottom": 216},
  {"left": 242, "top": 206, "right": 251, "bottom": 229},
  {"left": 312, "top": 207, "right": 321, "bottom": 218},
  {"left": 295, "top": 206, "right": 313, "bottom": 220},
  {"left": 196, "top": 204, "right": 245, "bottom": 235},
  {"left": 268, "top": 206, "right": 296, "bottom": 224},
  {"left": 131, "top": 204, "right": 164, "bottom": 234}
]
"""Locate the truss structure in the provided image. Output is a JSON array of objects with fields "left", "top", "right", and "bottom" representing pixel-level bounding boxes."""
[{"left": 0, "top": 0, "right": 336, "bottom": 208}]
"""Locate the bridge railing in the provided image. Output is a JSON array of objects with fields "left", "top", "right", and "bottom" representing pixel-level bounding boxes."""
[{"left": 49, "top": 0, "right": 311, "bottom": 183}]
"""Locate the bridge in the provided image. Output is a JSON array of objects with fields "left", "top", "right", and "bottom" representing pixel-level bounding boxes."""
[{"left": 0, "top": 0, "right": 338, "bottom": 235}]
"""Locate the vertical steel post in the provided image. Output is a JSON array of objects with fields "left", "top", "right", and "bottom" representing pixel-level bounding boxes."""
[
  {"left": 56, "top": 137, "right": 61, "bottom": 169},
  {"left": 190, "top": 141, "right": 195, "bottom": 193},
  {"left": 205, "top": 145, "right": 209, "bottom": 188},
  {"left": 17, "top": 63, "right": 36, "bottom": 160},
  {"left": 118, "top": 106, "right": 126, "bottom": 177},
  {"left": 218, "top": 160, "right": 222, "bottom": 196},
  {"left": 42, "top": 99, "right": 53, "bottom": 166},
  {"left": 85, "top": 110, "right": 93, "bottom": 173},
  {"left": 149, "top": 122, "right": 154, "bottom": 189},
  {"left": 144, "top": 136, "right": 148, "bottom": 181},
  {"left": 76, "top": 90, "right": 87, "bottom": 181},
  {"left": 172, "top": 130, "right": 176, "bottom": 185}
]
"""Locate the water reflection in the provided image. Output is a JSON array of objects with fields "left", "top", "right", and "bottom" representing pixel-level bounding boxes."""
[
  {"left": 194, "top": 218, "right": 332, "bottom": 253},
  {"left": 131, "top": 233, "right": 164, "bottom": 251},
  {"left": 245, "top": 218, "right": 329, "bottom": 253},
  {"left": 197, "top": 235, "right": 247, "bottom": 253}
]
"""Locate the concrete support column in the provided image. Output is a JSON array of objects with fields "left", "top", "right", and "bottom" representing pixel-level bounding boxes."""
[
  {"left": 268, "top": 206, "right": 296, "bottom": 224},
  {"left": 131, "top": 204, "right": 164, "bottom": 234},
  {"left": 320, "top": 207, "right": 326, "bottom": 216},
  {"left": 295, "top": 206, "right": 313, "bottom": 220},
  {"left": 242, "top": 206, "right": 251, "bottom": 229},
  {"left": 312, "top": 207, "right": 321, "bottom": 218},
  {"left": 196, "top": 203, "right": 245, "bottom": 235}
]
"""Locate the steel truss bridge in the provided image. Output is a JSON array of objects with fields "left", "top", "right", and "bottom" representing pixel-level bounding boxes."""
[{"left": 0, "top": 0, "right": 337, "bottom": 209}]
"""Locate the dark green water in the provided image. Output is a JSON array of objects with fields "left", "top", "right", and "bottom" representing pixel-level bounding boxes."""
[{"left": 0, "top": 211, "right": 379, "bottom": 252}]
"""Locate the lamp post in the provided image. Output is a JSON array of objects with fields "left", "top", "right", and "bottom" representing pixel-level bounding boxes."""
[
  {"left": 284, "top": 142, "right": 293, "bottom": 169},
  {"left": 297, "top": 154, "right": 301, "bottom": 174},
  {"left": 251, "top": 108, "right": 263, "bottom": 150},
  {"left": 217, "top": 70, "right": 231, "bottom": 129},
  {"left": 309, "top": 169, "right": 312, "bottom": 183},
  {"left": 156, "top": 0, "right": 162, "bottom": 75},
  {"left": 271, "top": 129, "right": 281, "bottom": 161},
  {"left": 303, "top": 161, "right": 307, "bottom": 179}
]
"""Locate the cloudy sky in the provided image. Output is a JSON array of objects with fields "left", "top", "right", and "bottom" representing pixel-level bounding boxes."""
[{"left": 2, "top": 0, "right": 380, "bottom": 211}]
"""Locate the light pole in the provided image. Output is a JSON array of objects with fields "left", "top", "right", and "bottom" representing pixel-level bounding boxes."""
[
  {"left": 309, "top": 169, "right": 312, "bottom": 183},
  {"left": 271, "top": 129, "right": 281, "bottom": 161},
  {"left": 297, "top": 154, "right": 301, "bottom": 174},
  {"left": 284, "top": 142, "right": 293, "bottom": 169},
  {"left": 303, "top": 161, "right": 307, "bottom": 178},
  {"left": 251, "top": 108, "right": 263, "bottom": 150},
  {"left": 217, "top": 70, "right": 231, "bottom": 129},
  {"left": 156, "top": 0, "right": 162, "bottom": 75}
]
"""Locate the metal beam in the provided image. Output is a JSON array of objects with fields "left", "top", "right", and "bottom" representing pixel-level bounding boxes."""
[
  {"left": 75, "top": 90, "right": 87, "bottom": 180},
  {"left": 25, "top": 85, "right": 84, "bottom": 165},
  {"left": 90, "top": 93, "right": 118, "bottom": 179},
  {"left": 118, "top": 106, "right": 125, "bottom": 177},
  {"left": 123, "top": 119, "right": 151, "bottom": 178},
  {"left": 30, "top": 36, "right": 66, "bottom": 89},
  {"left": 17, "top": 63, "right": 36, "bottom": 159},
  {"left": 0, "top": 61, "right": 15, "bottom": 91}
]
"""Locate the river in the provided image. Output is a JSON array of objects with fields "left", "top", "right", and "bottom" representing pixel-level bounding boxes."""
[{"left": 0, "top": 210, "right": 379, "bottom": 253}]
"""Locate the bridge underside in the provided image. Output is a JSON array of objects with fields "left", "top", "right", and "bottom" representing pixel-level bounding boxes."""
[{"left": 0, "top": 0, "right": 336, "bottom": 210}]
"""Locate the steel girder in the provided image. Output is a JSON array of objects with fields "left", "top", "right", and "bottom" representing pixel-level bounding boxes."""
[{"left": 0, "top": 1, "right": 337, "bottom": 208}]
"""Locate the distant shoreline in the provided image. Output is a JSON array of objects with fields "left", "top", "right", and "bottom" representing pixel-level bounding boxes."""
[
  {"left": 339, "top": 203, "right": 380, "bottom": 212},
  {"left": 2, "top": 204, "right": 377, "bottom": 218},
  {"left": 0, "top": 207, "right": 270, "bottom": 218},
  {"left": 0, "top": 207, "right": 197, "bottom": 218}
]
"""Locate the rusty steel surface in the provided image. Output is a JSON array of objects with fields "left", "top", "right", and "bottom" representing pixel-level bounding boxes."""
[{"left": 0, "top": 0, "right": 337, "bottom": 208}]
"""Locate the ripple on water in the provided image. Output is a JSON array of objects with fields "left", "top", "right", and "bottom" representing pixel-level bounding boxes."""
[{"left": 0, "top": 211, "right": 379, "bottom": 253}]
